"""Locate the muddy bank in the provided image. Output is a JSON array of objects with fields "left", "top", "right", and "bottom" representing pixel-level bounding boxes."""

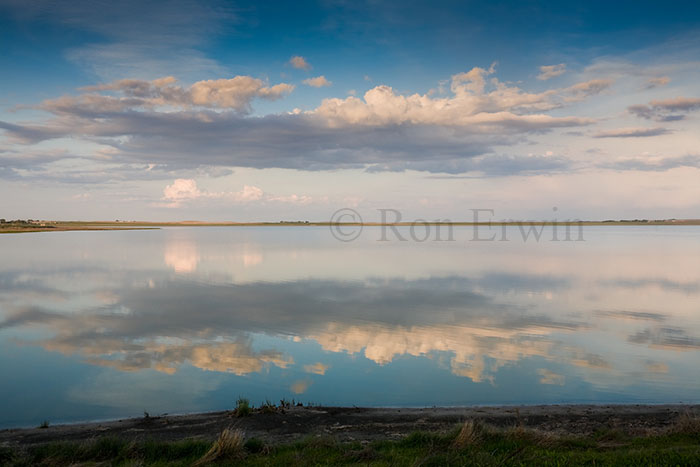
[{"left": 2, "top": 405, "right": 699, "bottom": 447}]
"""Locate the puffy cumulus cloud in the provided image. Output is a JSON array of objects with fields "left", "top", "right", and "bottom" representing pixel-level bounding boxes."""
[
  {"left": 160, "top": 179, "right": 320, "bottom": 207},
  {"left": 163, "top": 178, "right": 204, "bottom": 201},
  {"left": 593, "top": 127, "right": 671, "bottom": 138},
  {"left": 0, "top": 67, "right": 608, "bottom": 175},
  {"left": 312, "top": 67, "right": 604, "bottom": 128},
  {"left": 289, "top": 55, "right": 311, "bottom": 70},
  {"left": 303, "top": 75, "right": 332, "bottom": 87},
  {"left": 160, "top": 178, "right": 263, "bottom": 207},
  {"left": 234, "top": 185, "right": 265, "bottom": 202},
  {"left": 537, "top": 63, "right": 566, "bottom": 80},
  {"left": 628, "top": 97, "right": 700, "bottom": 121}
]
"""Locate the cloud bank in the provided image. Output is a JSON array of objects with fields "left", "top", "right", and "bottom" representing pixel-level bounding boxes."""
[{"left": 0, "top": 66, "right": 611, "bottom": 177}]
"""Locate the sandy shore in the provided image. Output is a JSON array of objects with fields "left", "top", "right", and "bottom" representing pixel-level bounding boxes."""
[{"left": 2, "top": 405, "right": 699, "bottom": 447}]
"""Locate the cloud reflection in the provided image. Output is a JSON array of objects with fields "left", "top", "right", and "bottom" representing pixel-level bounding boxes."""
[{"left": 0, "top": 273, "right": 629, "bottom": 383}]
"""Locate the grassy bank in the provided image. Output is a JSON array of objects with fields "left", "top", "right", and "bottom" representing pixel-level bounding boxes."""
[{"left": 3, "top": 415, "right": 700, "bottom": 466}]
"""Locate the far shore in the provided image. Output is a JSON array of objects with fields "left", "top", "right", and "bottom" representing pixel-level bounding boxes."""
[{"left": 2, "top": 218, "right": 700, "bottom": 234}]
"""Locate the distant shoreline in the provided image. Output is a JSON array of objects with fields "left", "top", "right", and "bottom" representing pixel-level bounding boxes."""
[{"left": 2, "top": 219, "right": 700, "bottom": 234}]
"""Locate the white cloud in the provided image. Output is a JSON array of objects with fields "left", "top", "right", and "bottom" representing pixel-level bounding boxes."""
[
  {"left": 76, "top": 75, "right": 295, "bottom": 113},
  {"left": 594, "top": 127, "right": 671, "bottom": 138},
  {"left": 161, "top": 179, "right": 263, "bottom": 207},
  {"left": 289, "top": 55, "right": 311, "bottom": 70},
  {"left": 190, "top": 78, "right": 294, "bottom": 109},
  {"left": 1, "top": 66, "right": 613, "bottom": 176},
  {"left": 537, "top": 63, "right": 567, "bottom": 80},
  {"left": 303, "top": 76, "right": 332, "bottom": 87},
  {"left": 311, "top": 66, "right": 601, "bottom": 128},
  {"left": 160, "top": 179, "right": 322, "bottom": 207},
  {"left": 232, "top": 185, "right": 264, "bottom": 202},
  {"left": 267, "top": 194, "right": 316, "bottom": 205},
  {"left": 163, "top": 178, "right": 203, "bottom": 202},
  {"left": 646, "top": 77, "right": 670, "bottom": 88}
]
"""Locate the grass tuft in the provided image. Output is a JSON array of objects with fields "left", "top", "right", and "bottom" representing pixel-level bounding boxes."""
[
  {"left": 235, "top": 397, "right": 251, "bottom": 417},
  {"left": 194, "top": 428, "right": 245, "bottom": 465},
  {"left": 452, "top": 420, "right": 482, "bottom": 449}
]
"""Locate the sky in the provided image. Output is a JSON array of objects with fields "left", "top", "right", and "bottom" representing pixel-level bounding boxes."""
[{"left": 1, "top": 0, "right": 700, "bottom": 222}]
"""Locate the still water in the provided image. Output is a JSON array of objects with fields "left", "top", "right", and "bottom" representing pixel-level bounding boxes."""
[{"left": 1, "top": 226, "right": 699, "bottom": 428}]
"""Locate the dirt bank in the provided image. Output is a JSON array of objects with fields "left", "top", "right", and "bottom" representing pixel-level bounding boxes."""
[{"left": 2, "top": 405, "right": 698, "bottom": 448}]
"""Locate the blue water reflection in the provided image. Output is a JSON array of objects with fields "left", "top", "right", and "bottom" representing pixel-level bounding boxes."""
[{"left": 1, "top": 226, "right": 699, "bottom": 428}]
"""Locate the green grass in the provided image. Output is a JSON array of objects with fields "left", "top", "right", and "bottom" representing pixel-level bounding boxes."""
[
  {"left": 4, "top": 420, "right": 700, "bottom": 466},
  {"left": 235, "top": 397, "right": 251, "bottom": 417}
]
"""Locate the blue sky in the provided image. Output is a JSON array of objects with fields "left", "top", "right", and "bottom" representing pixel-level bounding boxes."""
[{"left": 1, "top": 0, "right": 700, "bottom": 221}]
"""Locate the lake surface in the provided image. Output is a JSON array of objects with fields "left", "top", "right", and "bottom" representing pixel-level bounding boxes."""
[{"left": 1, "top": 226, "right": 700, "bottom": 428}]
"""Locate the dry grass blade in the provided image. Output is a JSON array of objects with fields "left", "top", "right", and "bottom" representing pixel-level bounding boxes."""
[
  {"left": 452, "top": 420, "right": 481, "bottom": 449},
  {"left": 194, "top": 428, "right": 245, "bottom": 465}
]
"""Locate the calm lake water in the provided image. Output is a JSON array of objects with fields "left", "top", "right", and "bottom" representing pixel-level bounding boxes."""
[{"left": 1, "top": 226, "right": 700, "bottom": 428}]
